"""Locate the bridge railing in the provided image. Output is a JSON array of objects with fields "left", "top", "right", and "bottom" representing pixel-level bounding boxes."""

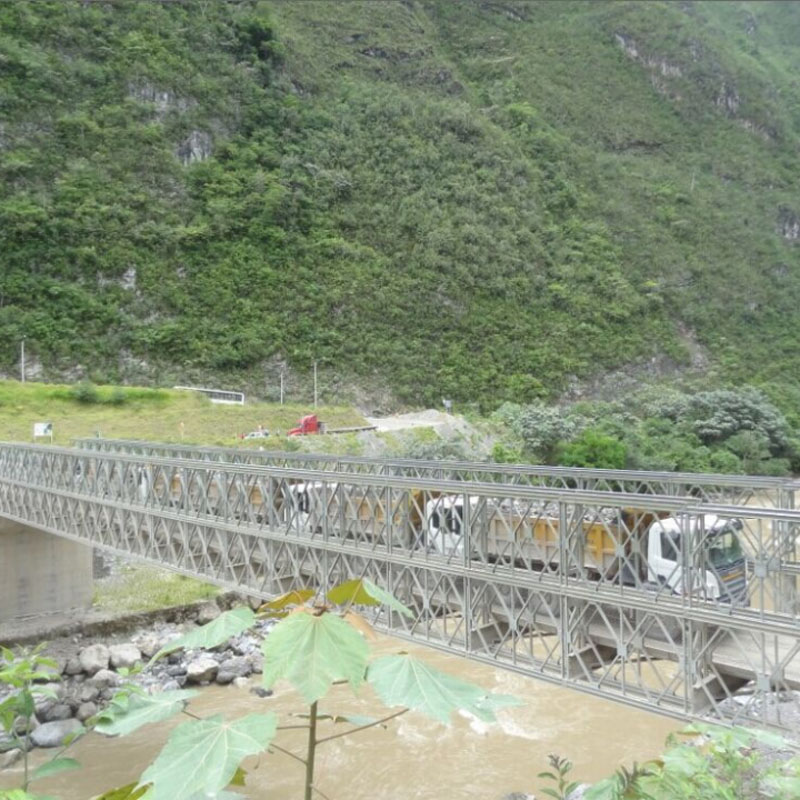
[
  {"left": 2, "top": 441, "right": 800, "bottom": 729},
  {"left": 73, "top": 437, "right": 794, "bottom": 507}
]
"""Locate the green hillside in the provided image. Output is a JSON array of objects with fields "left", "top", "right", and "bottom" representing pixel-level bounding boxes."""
[{"left": 1, "top": 0, "right": 799, "bottom": 408}]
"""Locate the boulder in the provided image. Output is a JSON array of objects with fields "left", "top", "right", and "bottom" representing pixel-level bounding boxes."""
[
  {"left": 166, "top": 664, "right": 187, "bottom": 677},
  {"left": 87, "top": 669, "right": 120, "bottom": 690},
  {"left": 42, "top": 704, "right": 73, "bottom": 723},
  {"left": 30, "top": 719, "right": 82, "bottom": 749},
  {"left": 76, "top": 702, "right": 97, "bottom": 723},
  {"left": 0, "top": 748, "right": 22, "bottom": 770},
  {"left": 78, "top": 684, "right": 101, "bottom": 704},
  {"left": 246, "top": 653, "right": 264, "bottom": 675},
  {"left": 79, "top": 644, "right": 110, "bottom": 675},
  {"left": 232, "top": 677, "right": 249, "bottom": 689},
  {"left": 215, "top": 657, "right": 252, "bottom": 685},
  {"left": 109, "top": 643, "right": 142, "bottom": 670},
  {"left": 0, "top": 732, "right": 28, "bottom": 753},
  {"left": 196, "top": 602, "right": 220, "bottom": 625},
  {"left": 160, "top": 680, "right": 181, "bottom": 692},
  {"left": 249, "top": 687, "right": 273, "bottom": 699},
  {"left": 186, "top": 656, "right": 218, "bottom": 684},
  {"left": 12, "top": 714, "right": 38, "bottom": 735},
  {"left": 33, "top": 683, "right": 62, "bottom": 717},
  {"left": 229, "top": 635, "right": 257, "bottom": 656},
  {"left": 63, "top": 657, "right": 83, "bottom": 676},
  {"left": 136, "top": 634, "right": 162, "bottom": 660}
]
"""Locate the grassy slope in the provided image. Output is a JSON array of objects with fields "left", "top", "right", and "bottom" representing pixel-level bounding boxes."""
[
  {"left": 0, "top": 380, "right": 366, "bottom": 445},
  {"left": 1, "top": 1, "right": 799, "bottom": 408}
]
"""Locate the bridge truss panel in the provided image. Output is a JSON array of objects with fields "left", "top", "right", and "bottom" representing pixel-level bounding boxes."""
[
  {"left": 72, "top": 438, "right": 794, "bottom": 508},
  {"left": 1, "top": 443, "right": 800, "bottom": 730}
]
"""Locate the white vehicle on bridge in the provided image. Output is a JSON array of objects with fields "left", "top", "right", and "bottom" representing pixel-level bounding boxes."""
[{"left": 425, "top": 497, "right": 748, "bottom": 605}]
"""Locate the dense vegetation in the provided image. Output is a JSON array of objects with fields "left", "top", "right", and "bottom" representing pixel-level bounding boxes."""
[
  {"left": 490, "top": 386, "right": 800, "bottom": 475},
  {"left": 1, "top": 1, "right": 800, "bottom": 411}
]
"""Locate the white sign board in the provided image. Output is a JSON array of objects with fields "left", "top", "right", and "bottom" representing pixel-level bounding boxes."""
[{"left": 33, "top": 422, "right": 53, "bottom": 439}]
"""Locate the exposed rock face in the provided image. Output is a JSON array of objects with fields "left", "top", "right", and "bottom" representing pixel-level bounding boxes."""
[
  {"left": 716, "top": 82, "right": 740, "bottom": 115},
  {"left": 127, "top": 82, "right": 193, "bottom": 117},
  {"left": 30, "top": 719, "right": 83, "bottom": 748},
  {"left": 176, "top": 130, "right": 212, "bottom": 165},
  {"left": 778, "top": 207, "right": 800, "bottom": 241},
  {"left": 78, "top": 644, "right": 110, "bottom": 675}
]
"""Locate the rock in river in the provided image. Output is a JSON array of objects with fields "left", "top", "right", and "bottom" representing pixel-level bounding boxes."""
[{"left": 31, "top": 719, "right": 83, "bottom": 749}]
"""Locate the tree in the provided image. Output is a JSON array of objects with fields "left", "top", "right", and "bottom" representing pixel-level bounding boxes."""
[{"left": 558, "top": 428, "right": 626, "bottom": 469}]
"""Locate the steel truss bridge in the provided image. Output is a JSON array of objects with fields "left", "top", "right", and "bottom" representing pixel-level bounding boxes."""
[
  {"left": 74, "top": 437, "right": 795, "bottom": 507},
  {"left": 3, "top": 441, "right": 800, "bottom": 731}
]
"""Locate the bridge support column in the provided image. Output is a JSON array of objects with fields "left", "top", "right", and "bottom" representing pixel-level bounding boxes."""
[{"left": 0, "top": 521, "right": 93, "bottom": 624}]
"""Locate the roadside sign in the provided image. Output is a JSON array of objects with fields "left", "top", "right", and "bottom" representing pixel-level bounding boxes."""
[{"left": 33, "top": 421, "right": 53, "bottom": 442}]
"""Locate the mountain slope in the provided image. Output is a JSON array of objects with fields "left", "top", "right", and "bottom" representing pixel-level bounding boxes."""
[{"left": 1, "top": 0, "right": 799, "bottom": 408}]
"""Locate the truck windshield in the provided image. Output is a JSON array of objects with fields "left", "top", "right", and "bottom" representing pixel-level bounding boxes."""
[{"left": 706, "top": 530, "right": 743, "bottom": 568}]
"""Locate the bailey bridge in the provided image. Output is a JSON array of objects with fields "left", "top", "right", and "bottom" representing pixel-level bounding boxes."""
[{"left": 2, "top": 439, "right": 800, "bottom": 732}]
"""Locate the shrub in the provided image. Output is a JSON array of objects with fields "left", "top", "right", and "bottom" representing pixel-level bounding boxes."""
[
  {"left": 558, "top": 428, "right": 626, "bottom": 469},
  {"left": 71, "top": 380, "right": 99, "bottom": 404},
  {"left": 109, "top": 386, "right": 127, "bottom": 405}
]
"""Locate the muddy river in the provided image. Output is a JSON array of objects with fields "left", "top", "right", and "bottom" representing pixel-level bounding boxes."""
[{"left": 3, "top": 636, "right": 677, "bottom": 800}]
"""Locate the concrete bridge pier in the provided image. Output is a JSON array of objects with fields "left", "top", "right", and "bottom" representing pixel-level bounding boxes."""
[{"left": 0, "top": 521, "right": 93, "bottom": 625}]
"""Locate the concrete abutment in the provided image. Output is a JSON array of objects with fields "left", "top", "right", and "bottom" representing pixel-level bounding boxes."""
[{"left": 0, "top": 521, "right": 93, "bottom": 624}]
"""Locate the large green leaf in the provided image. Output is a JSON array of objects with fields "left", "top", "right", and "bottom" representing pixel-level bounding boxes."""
[
  {"left": 327, "top": 579, "right": 413, "bottom": 618},
  {"left": 94, "top": 690, "right": 197, "bottom": 737},
  {"left": 367, "top": 654, "right": 522, "bottom": 724},
  {"left": 582, "top": 778, "right": 620, "bottom": 800},
  {"left": 139, "top": 713, "right": 277, "bottom": 800},
  {"left": 258, "top": 589, "right": 315, "bottom": 617},
  {"left": 31, "top": 757, "right": 80, "bottom": 781},
  {"left": 261, "top": 610, "right": 369, "bottom": 703},
  {"left": 91, "top": 783, "right": 151, "bottom": 800},
  {"left": 151, "top": 607, "right": 255, "bottom": 662}
]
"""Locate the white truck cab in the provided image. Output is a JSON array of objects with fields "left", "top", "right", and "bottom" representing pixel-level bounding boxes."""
[{"left": 647, "top": 514, "right": 747, "bottom": 603}]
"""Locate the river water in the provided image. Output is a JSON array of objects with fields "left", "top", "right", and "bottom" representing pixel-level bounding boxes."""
[{"left": 4, "top": 635, "right": 677, "bottom": 800}]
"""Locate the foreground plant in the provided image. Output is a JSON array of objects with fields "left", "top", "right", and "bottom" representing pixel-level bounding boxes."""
[
  {"left": 549, "top": 721, "right": 800, "bottom": 800},
  {"left": 0, "top": 645, "right": 83, "bottom": 798},
  {"left": 93, "top": 578, "right": 521, "bottom": 800}
]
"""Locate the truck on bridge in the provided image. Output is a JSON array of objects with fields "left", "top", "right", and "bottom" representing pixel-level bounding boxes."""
[
  {"left": 426, "top": 495, "right": 747, "bottom": 604},
  {"left": 275, "top": 482, "right": 748, "bottom": 605}
]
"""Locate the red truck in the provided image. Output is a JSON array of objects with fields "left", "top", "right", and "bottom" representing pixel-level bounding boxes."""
[{"left": 287, "top": 414, "right": 376, "bottom": 436}]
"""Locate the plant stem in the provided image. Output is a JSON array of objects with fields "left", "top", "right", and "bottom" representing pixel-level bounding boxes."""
[
  {"left": 268, "top": 742, "right": 306, "bottom": 766},
  {"left": 316, "top": 708, "right": 408, "bottom": 744},
  {"left": 304, "top": 701, "right": 319, "bottom": 800},
  {"left": 22, "top": 683, "right": 30, "bottom": 791}
]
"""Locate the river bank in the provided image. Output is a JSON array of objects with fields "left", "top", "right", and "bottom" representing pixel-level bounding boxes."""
[{"left": 0, "top": 593, "right": 272, "bottom": 763}]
